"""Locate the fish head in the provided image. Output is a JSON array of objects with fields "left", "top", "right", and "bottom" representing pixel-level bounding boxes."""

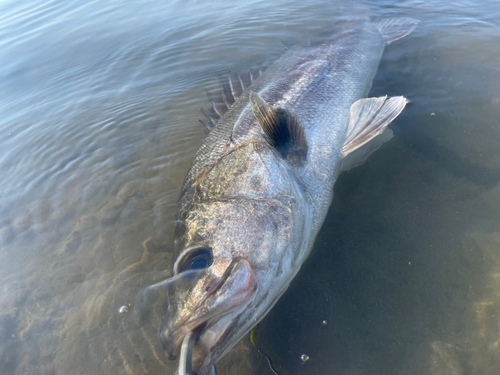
[{"left": 159, "top": 197, "right": 301, "bottom": 374}]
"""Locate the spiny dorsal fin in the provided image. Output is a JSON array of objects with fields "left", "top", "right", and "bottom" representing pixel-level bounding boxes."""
[
  {"left": 342, "top": 96, "right": 407, "bottom": 157},
  {"left": 250, "top": 92, "right": 308, "bottom": 162},
  {"left": 376, "top": 17, "right": 420, "bottom": 45},
  {"left": 200, "top": 68, "right": 266, "bottom": 133}
]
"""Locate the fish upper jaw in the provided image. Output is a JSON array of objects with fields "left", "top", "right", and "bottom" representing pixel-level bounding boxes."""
[{"left": 160, "top": 258, "right": 257, "bottom": 370}]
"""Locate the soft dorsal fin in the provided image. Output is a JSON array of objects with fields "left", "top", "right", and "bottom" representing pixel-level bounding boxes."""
[
  {"left": 341, "top": 128, "right": 394, "bottom": 171},
  {"left": 281, "top": 40, "right": 296, "bottom": 50},
  {"left": 376, "top": 17, "right": 420, "bottom": 45},
  {"left": 250, "top": 92, "right": 308, "bottom": 162},
  {"left": 200, "top": 68, "right": 265, "bottom": 132},
  {"left": 342, "top": 96, "right": 407, "bottom": 157}
]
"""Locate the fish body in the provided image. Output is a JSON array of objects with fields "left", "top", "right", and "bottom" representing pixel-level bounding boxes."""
[{"left": 158, "top": 17, "right": 418, "bottom": 374}]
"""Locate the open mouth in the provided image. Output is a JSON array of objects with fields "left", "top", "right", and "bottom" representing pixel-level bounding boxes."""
[
  {"left": 175, "top": 312, "right": 236, "bottom": 371},
  {"left": 160, "top": 258, "right": 258, "bottom": 370},
  {"left": 192, "top": 321, "right": 208, "bottom": 339}
]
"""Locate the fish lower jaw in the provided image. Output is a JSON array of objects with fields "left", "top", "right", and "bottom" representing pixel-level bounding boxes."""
[
  {"left": 168, "top": 304, "right": 244, "bottom": 366},
  {"left": 165, "top": 258, "right": 258, "bottom": 365},
  {"left": 192, "top": 313, "right": 236, "bottom": 371}
]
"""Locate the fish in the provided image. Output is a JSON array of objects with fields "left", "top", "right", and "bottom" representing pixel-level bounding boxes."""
[{"left": 156, "top": 16, "right": 419, "bottom": 374}]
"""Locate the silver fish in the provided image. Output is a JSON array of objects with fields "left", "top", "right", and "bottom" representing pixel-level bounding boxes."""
[{"left": 157, "top": 16, "right": 418, "bottom": 374}]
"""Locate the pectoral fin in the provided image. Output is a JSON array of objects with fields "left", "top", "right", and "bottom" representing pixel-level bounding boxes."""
[
  {"left": 342, "top": 96, "right": 407, "bottom": 158},
  {"left": 250, "top": 92, "right": 308, "bottom": 161}
]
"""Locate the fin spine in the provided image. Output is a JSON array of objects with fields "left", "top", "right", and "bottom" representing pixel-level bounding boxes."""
[{"left": 199, "top": 68, "right": 265, "bottom": 132}]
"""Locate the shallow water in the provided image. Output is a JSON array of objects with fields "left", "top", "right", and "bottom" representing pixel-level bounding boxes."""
[{"left": 1, "top": 0, "right": 500, "bottom": 374}]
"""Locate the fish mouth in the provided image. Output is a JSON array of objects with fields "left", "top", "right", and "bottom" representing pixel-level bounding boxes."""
[
  {"left": 160, "top": 258, "right": 257, "bottom": 371},
  {"left": 172, "top": 310, "right": 238, "bottom": 371}
]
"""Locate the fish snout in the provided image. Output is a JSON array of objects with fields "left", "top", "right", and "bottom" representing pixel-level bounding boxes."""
[
  {"left": 159, "top": 258, "right": 257, "bottom": 366},
  {"left": 213, "top": 257, "right": 257, "bottom": 309}
]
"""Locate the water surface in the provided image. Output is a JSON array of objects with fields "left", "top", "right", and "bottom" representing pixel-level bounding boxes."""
[{"left": 1, "top": 0, "right": 500, "bottom": 374}]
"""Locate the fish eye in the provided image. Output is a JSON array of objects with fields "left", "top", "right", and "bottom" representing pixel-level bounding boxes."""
[{"left": 179, "top": 248, "right": 213, "bottom": 272}]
